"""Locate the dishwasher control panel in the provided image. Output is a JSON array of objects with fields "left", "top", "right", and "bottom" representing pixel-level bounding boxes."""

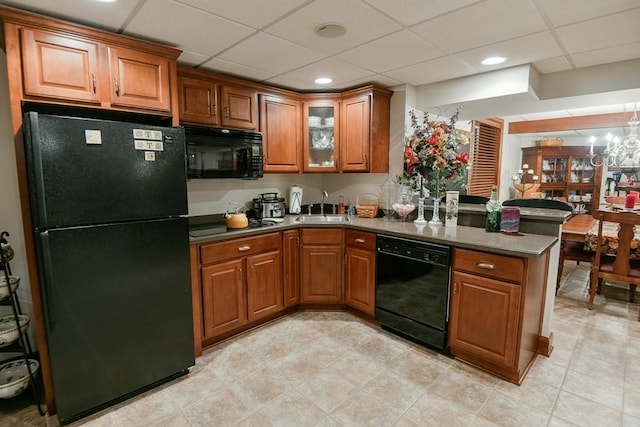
[{"left": 376, "top": 234, "right": 450, "bottom": 267}]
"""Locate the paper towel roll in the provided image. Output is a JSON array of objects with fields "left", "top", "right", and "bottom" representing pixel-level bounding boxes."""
[{"left": 290, "top": 186, "right": 303, "bottom": 214}]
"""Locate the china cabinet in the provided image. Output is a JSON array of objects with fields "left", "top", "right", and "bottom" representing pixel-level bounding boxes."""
[{"left": 521, "top": 146, "right": 602, "bottom": 214}]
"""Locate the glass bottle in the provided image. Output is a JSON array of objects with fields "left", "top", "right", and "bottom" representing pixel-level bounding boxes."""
[{"left": 485, "top": 186, "right": 501, "bottom": 232}]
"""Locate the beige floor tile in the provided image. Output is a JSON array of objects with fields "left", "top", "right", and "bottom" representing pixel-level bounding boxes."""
[
  {"left": 327, "top": 350, "right": 383, "bottom": 387},
  {"left": 624, "top": 386, "right": 640, "bottom": 418},
  {"left": 111, "top": 389, "right": 181, "bottom": 427},
  {"left": 403, "top": 392, "right": 477, "bottom": 426},
  {"left": 298, "top": 336, "right": 350, "bottom": 367},
  {"left": 561, "top": 368, "right": 624, "bottom": 410},
  {"left": 385, "top": 347, "right": 450, "bottom": 387},
  {"left": 360, "top": 368, "right": 424, "bottom": 412},
  {"left": 329, "top": 321, "right": 378, "bottom": 349},
  {"left": 479, "top": 390, "right": 550, "bottom": 427},
  {"left": 295, "top": 367, "right": 359, "bottom": 413},
  {"left": 228, "top": 364, "right": 291, "bottom": 409},
  {"left": 273, "top": 349, "right": 325, "bottom": 388},
  {"left": 568, "top": 349, "right": 626, "bottom": 387},
  {"left": 330, "top": 390, "right": 402, "bottom": 427},
  {"left": 552, "top": 390, "right": 622, "bottom": 427},
  {"left": 355, "top": 332, "right": 409, "bottom": 363},
  {"left": 203, "top": 339, "right": 266, "bottom": 381},
  {"left": 165, "top": 365, "right": 226, "bottom": 409},
  {"left": 66, "top": 411, "right": 118, "bottom": 427},
  {"left": 526, "top": 355, "right": 567, "bottom": 388},
  {"left": 623, "top": 412, "right": 640, "bottom": 427},
  {"left": 546, "top": 416, "right": 581, "bottom": 426},
  {"left": 313, "top": 415, "right": 342, "bottom": 426},
  {"left": 235, "top": 390, "right": 327, "bottom": 427},
  {"left": 493, "top": 376, "right": 559, "bottom": 413},
  {"left": 429, "top": 368, "right": 495, "bottom": 413},
  {"left": 182, "top": 387, "right": 251, "bottom": 426}
]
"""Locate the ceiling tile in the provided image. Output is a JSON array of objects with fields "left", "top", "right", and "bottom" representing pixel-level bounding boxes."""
[
  {"left": 570, "top": 42, "right": 640, "bottom": 68},
  {"left": 198, "top": 58, "right": 277, "bottom": 82},
  {"left": 534, "top": 0, "right": 640, "bottom": 26},
  {"left": 124, "top": 0, "right": 254, "bottom": 56},
  {"left": 217, "top": 32, "right": 326, "bottom": 74},
  {"left": 455, "top": 32, "right": 565, "bottom": 72},
  {"left": 177, "top": 50, "right": 211, "bottom": 67},
  {"left": 265, "top": 0, "right": 402, "bottom": 54},
  {"left": 0, "top": 0, "right": 141, "bottom": 32},
  {"left": 410, "top": 0, "right": 547, "bottom": 53},
  {"left": 272, "top": 57, "right": 375, "bottom": 88},
  {"left": 265, "top": 74, "right": 321, "bottom": 91},
  {"left": 335, "top": 30, "right": 445, "bottom": 73},
  {"left": 532, "top": 56, "right": 573, "bottom": 74},
  {"left": 362, "top": 0, "right": 480, "bottom": 26},
  {"left": 556, "top": 8, "right": 640, "bottom": 54},
  {"left": 175, "top": 0, "right": 309, "bottom": 28},
  {"left": 383, "top": 56, "right": 477, "bottom": 86}
]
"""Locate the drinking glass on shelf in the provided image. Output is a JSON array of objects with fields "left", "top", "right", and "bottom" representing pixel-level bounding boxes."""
[
  {"left": 380, "top": 177, "right": 397, "bottom": 221},
  {"left": 392, "top": 185, "right": 415, "bottom": 222}
]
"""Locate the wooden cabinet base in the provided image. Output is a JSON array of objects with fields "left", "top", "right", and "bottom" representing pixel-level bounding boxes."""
[{"left": 451, "top": 348, "right": 538, "bottom": 385}]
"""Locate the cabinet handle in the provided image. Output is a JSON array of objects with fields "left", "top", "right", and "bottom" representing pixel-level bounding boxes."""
[
  {"left": 251, "top": 265, "right": 255, "bottom": 276},
  {"left": 114, "top": 77, "right": 120, "bottom": 96},
  {"left": 453, "top": 282, "right": 458, "bottom": 295},
  {"left": 476, "top": 262, "right": 496, "bottom": 270},
  {"left": 224, "top": 106, "right": 229, "bottom": 118},
  {"left": 354, "top": 238, "right": 365, "bottom": 243},
  {"left": 296, "top": 236, "right": 300, "bottom": 247},
  {"left": 91, "top": 73, "right": 96, "bottom": 94},
  {"left": 344, "top": 254, "right": 348, "bottom": 265},
  {"left": 238, "top": 245, "right": 251, "bottom": 252}
]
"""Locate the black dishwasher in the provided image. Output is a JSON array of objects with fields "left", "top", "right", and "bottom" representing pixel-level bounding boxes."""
[{"left": 375, "top": 234, "right": 451, "bottom": 353}]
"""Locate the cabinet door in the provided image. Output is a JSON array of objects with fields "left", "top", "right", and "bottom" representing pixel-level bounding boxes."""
[
  {"left": 220, "top": 85, "right": 258, "bottom": 130},
  {"left": 340, "top": 94, "right": 371, "bottom": 172},
  {"left": 282, "top": 229, "right": 300, "bottom": 308},
  {"left": 108, "top": 46, "right": 171, "bottom": 112},
  {"left": 21, "top": 28, "right": 101, "bottom": 104},
  {"left": 449, "top": 271, "right": 521, "bottom": 368},
  {"left": 345, "top": 246, "right": 375, "bottom": 315},
  {"left": 178, "top": 76, "right": 220, "bottom": 126},
  {"left": 303, "top": 100, "right": 340, "bottom": 173},
  {"left": 260, "top": 94, "right": 302, "bottom": 173},
  {"left": 246, "top": 250, "right": 283, "bottom": 322},
  {"left": 201, "top": 259, "right": 246, "bottom": 338},
  {"left": 300, "top": 244, "right": 343, "bottom": 302}
]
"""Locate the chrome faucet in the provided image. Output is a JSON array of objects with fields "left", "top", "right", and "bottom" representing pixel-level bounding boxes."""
[{"left": 320, "top": 190, "right": 328, "bottom": 215}]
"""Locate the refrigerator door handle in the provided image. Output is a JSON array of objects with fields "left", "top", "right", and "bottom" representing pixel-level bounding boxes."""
[{"left": 40, "top": 232, "right": 56, "bottom": 331}]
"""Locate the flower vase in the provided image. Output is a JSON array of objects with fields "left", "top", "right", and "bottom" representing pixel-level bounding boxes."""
[
  {"left": 445, "top": 191, "right": 459, "bottom": 227},
  {"left": 428, "top": 196, "right": 443, "bottom": 226},
  {"left": 414, "top": 197, "right": 427, "bottom": 224}
]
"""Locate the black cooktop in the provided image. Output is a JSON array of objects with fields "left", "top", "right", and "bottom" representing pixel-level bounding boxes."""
[{"left": 188, "top": 217, "right": 275, "bottom": 237}]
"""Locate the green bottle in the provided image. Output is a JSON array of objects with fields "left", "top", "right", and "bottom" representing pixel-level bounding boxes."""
[{"left": 485, "top": 186, "right": 501, "bottom": 232}]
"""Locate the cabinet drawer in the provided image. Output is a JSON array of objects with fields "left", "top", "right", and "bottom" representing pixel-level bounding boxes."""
[
  {"left": 345, "top": 229, "right": 375, "bottom": 250},
  {"left": 200, "top": 232, "right": 280, "bottom": 264},
  {"left": 301, "top": 228, "right": 343, "bottom": 245},
  {"left": 453, "top": 248, "right": 524, "bottom": 284}
]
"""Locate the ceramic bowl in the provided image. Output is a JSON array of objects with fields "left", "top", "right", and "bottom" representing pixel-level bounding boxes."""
[
  {"left": 0, "top": 359, "right": 39, "bottom": 399},
  {"left": 0, "top": 275, "right": 20, "bottom": 301},
  {"left": 308, "top": 116, "right": 322, "bottom": 127},
  {"left": 0, "top": 315, "right": 30, "bottom": 348}
]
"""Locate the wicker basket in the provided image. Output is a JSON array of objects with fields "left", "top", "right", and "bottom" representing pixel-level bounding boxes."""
[{"left": 356, "top": 193, "right": 379, "bottom": 218}]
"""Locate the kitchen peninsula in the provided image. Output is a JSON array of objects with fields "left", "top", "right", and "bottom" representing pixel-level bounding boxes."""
[{"left": 189, "top": 205, "right": 563, "bottom": 385}]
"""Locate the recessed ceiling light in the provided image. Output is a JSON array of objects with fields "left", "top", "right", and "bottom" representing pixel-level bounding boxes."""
[
  {"left": 314, "top": 23, "right": 346, "bottom": 38},
  {"left": 315, "top": 77, "right": 332, "bottom": 85},
  {"left": 481, "top": 56, "right": 507, "bottom": 65}
]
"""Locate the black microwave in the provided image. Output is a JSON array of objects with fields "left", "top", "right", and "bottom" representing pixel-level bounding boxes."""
[{"left": 184, "top": 126, "right": 263, "bottom": 179}]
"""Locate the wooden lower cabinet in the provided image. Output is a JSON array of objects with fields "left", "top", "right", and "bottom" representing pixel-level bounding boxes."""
[
  {"left": 199, "top": 233, "right": 282, "bottom": 340},
  {"left": 449, "top": 248, "right": 547, "bottom": 384},
  {"left": 282, "top": 229, "right": 300, "bottom": 307},
  {"left": 344, "top": 230, "right": 375, "bottom": 315},
  {"left": 300, "top": 228, "right": 344, "bottom": 303}
]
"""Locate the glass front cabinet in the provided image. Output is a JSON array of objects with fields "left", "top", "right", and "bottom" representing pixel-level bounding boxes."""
[
  {"left": 522, "top": 146, "right": 602, "bottom": 214},
  {"left": 303, "top": 98, "right": 340, "bottom": 172}
]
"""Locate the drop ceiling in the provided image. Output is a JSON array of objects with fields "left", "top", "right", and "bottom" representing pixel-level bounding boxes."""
[{"left": 0, "top": 0, "right": 639, "bottom": 131}]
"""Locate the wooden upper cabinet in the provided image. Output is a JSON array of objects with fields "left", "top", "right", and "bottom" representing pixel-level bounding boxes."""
[
  {"left": 260, "top": 94, "right": 302, "bottom": 173},
  {"left": 21, "top": 28, "right": 101, "bottom": 104},
  {"left": 108, "top": 46, "right": 171, "bottom": 113},
  {"left": 220, "top": 85, "right": 258, "bottom": 130},
  {"left": 340, "top": 93, "right": 371, "bottom": 172},
  {"left": 178, "top": 75, "right": 220, "bottom": 126}
]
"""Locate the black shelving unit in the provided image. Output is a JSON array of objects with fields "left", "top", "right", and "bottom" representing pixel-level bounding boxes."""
[{"left": 0, "top": 231, "right": 44, "bottom": 416}]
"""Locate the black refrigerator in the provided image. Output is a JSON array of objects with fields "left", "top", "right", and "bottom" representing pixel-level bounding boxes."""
[{"left": 23, "top": 112, "right": 195, "bottom": 424}]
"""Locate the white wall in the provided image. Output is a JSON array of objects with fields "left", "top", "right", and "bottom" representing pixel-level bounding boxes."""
[{"left": 0, "top": 49, "right": 35, "bottom": 343}]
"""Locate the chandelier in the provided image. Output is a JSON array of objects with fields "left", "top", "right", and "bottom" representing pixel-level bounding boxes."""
[{"left": 590, "top": 109, "right": 640, "bottom": 174}]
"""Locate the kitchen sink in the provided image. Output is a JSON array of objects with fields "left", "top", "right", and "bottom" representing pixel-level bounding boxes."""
[{"left": 295, "top": 214, "right": 351, "bottom": 223}]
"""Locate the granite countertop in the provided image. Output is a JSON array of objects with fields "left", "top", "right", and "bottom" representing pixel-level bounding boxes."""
[{"left": 189, "top": 211, "right": 558, "bottom": 257}]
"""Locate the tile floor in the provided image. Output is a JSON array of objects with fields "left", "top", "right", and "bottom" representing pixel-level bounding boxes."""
[{"left": 2, "top": 262, "right": 639, "bottom": 427}]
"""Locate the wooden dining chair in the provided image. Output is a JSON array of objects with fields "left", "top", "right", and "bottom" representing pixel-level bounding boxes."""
[{"left": 589, "top": 210, "right": 640, "bottom": 314}]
